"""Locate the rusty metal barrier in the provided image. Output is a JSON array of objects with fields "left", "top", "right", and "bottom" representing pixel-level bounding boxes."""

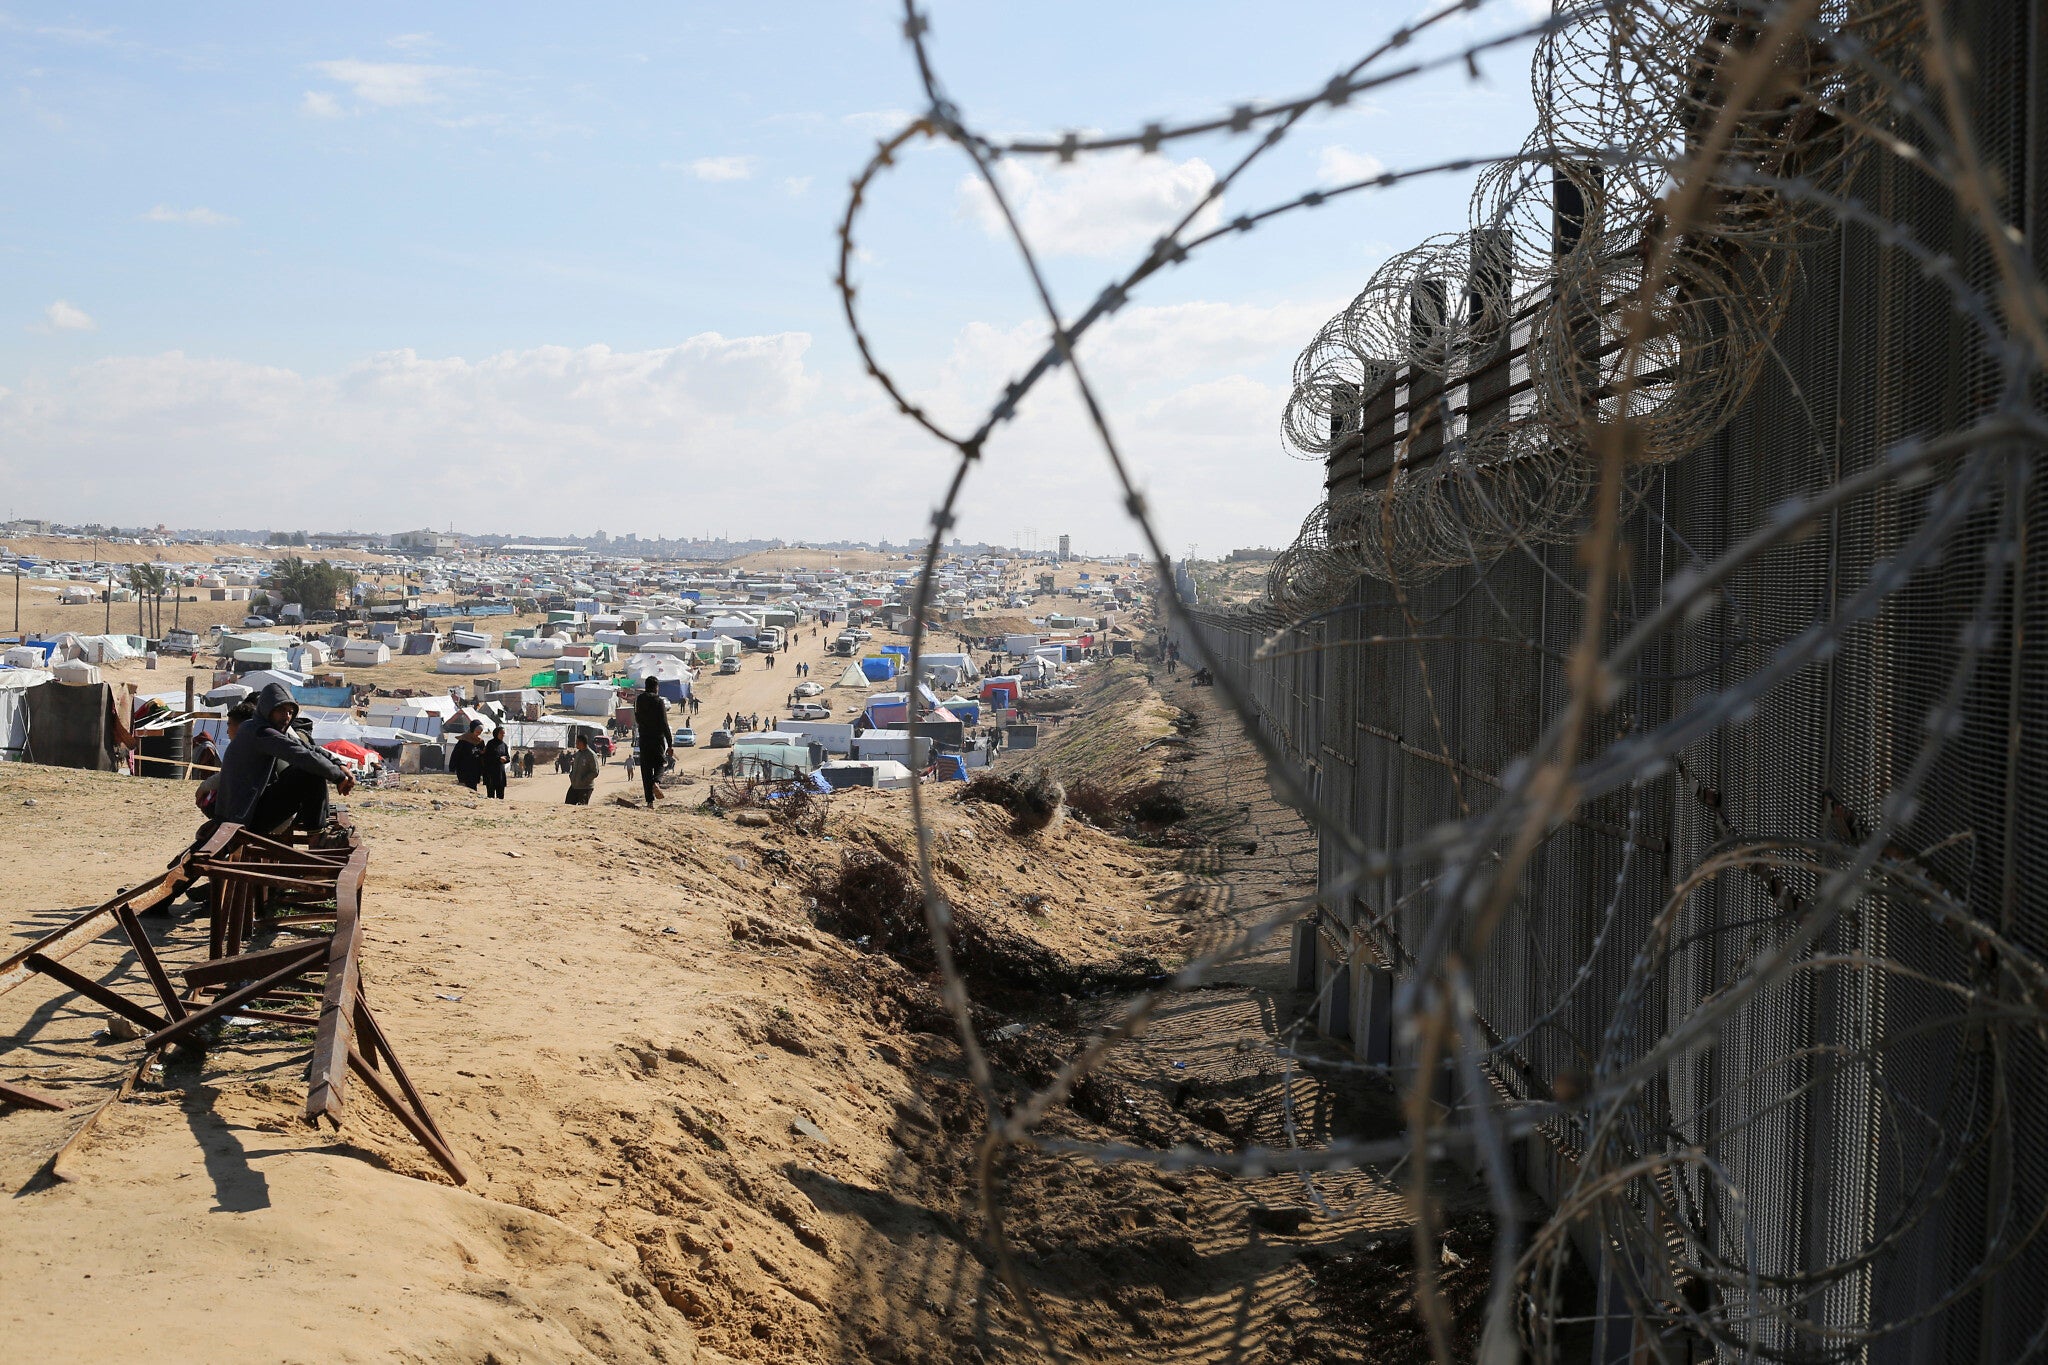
[{"left": 0, "top": 821, "right": 466, "bottom": 1185}]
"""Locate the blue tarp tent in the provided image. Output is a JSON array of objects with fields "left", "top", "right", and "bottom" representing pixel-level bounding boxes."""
[{"left": 860, "top": 656, "right": 897, "bottom": 682}]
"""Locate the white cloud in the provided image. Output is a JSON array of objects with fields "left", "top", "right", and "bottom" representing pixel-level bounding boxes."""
[
  {"left": 43, "top": 300, "right": 95, "bottom": 332},
  {"left": 1317, "top": 144, "right": 1386, "bottom": 186},
  {"left": 0, "top": 301, "right": 1338, "bottom": 552},
  {"left": 842, "top": 108, "right": 914, "bottom": 136},
  {"left": 387, "top": 32, "right": 437, "bottom": 52},
  {"left": 685, "top": 156, "right": 754, "bottom": 182},
  {"left": 300, "top": 90, "right": 343, "bottom": 119},
  {"left": 957, "top": 151, "right": 1222, "bottom": 259},
  {"left": 782, "top": 176, "right": 812, "bottom": 197},
  {"left": 310, "top": 59, "right": 472, "bottom": 108},
  {"left": 140, "top": 205, "right": 236, "bottom": 226}
]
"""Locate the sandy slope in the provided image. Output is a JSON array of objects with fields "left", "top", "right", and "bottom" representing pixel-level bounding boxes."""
[{"left": 0, "top": 657, "right": 1482, "bottom": 1363}]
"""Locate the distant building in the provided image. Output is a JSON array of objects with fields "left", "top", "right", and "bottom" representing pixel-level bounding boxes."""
[
  {"left": 1228, "top": 547, "right": 1280, "bottom": 562},
  {"left": 1058, "top": 534, "right": 1071, "bottom": 562},
  {"left": 310, "top": 531, "right": 384, "bottom": 551},
  {"left": 392, "top": 529, "right": 461, "bottom": 555},
  {"left": 2, "top": 519, "right": 52, "bottom": 537}
]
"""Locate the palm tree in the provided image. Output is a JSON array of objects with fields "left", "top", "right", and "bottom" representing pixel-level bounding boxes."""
[{"left": 128, "top": 563, "right": 169, "bottom": 637}]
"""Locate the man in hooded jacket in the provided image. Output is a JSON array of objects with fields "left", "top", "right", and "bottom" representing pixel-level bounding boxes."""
[{"left": 215, "top": 681, "right": 355, "bottom": 835}]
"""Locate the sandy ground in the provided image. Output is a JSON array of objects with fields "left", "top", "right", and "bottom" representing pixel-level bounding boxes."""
[{"left": 0, "top": 628, "right": 1483, "bottom": 1362}]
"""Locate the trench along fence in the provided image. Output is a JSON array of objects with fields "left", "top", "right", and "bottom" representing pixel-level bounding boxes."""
[
  {"left": 0, "top": 821, "right": 465, "bottom": 1185},
  {"left": 853, "top": 0, "right": 2048, "bottom": 1359}
]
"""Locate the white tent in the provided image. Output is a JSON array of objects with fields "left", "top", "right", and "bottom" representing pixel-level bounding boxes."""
[
  {"left": 834, "top": 662, "right": 872, "bottom": 689},
  {"left": 436, "top": 650, "right": 501, "bottom": 675},
  {"left": 0, "top": 668, "right": 55, "bottom": 761}
]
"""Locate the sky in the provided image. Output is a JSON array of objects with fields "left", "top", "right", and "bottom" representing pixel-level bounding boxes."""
[{"left": 0, "top": 1, "right": 1545, "bottom": 555}]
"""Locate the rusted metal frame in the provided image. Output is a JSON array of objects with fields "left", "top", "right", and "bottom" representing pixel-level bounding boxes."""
[
  {"left": 209, "top": 1008, "right": 320, "bottom": 1027},
  {"left": 227, "top": 827, "right": 356, "bottom": 863},
  {"left": 197, "top": 868, "right": 341, "bottom": 891},
  {"left": 138, "top": 943, "right": 329, "bottom": 1052},
  {"left": 345, "top": 1044, "right": 466, "bottom": 1184},
  {"left": 114, "top": 906, "right": 187, "bottom": 1023},
  {"left": 181, "top": 936, "right": 335, "bottom": 990},
  {"left": 23, "top": 955, "right": 167, "bottom": 1032},
  {"left": 0, "top": 1078, "right": 71, "bottom": 1110},
  {"left": 0, "top": 872, "right": 181, "bottom": 1000},
  {"left": 352, "top": 988, "right": 455, "bottom": 1156},
  {"left": 45, "top": 1054, "right": 149, "bottom": 1183},
  {"left": 304, "top": 846, "right": 369, "bottom": 1122}
]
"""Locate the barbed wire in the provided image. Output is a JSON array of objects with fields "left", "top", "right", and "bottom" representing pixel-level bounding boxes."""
[{"left": 840, "top": 0, "right": 2048, "bottom": 1359}]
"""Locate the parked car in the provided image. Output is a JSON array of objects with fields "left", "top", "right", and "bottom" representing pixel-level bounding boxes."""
[
  {"left": 788, "top": 702, "right": 830, "bottom": 721},
  {"left": 792, "top": 681, "right": 824, "bottom": 697},
  {"left": 242, "top": 615, "right": 275, "bottom": 627},
  {"left": 707, "top": 728, "right": 733, "bottom": 749},
  {"left": 676, "top": 727, "right": 697, "bottom": 747}
]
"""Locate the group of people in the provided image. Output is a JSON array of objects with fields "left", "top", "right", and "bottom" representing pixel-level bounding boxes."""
[
  {"left": 449, "top": 721, "right": 515, "bottom": 798},
  {"left": 724, "top": 711, "right": 765, "bottom": 733}
]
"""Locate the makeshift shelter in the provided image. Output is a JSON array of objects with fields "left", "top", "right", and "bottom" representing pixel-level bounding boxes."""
[
  {"left": 402, "top": 631, "right": 438, "bottom": 655},
  {"left": 623, "top": 653, "right": 695, "bottom": 703},
  {"left": 436, "top": 650, "right": 501, "bottom": 675},
  {"left": 52, "top": 633, "right": 142, "bottom": 665},
  {"left": 21, "top": 679, "right": 121, "bottom": 770},
  {"left": 239, "top": 667, "right": 312, "bottom": 693},
  {"left": 834, "top": 662, "right": 872, "bottom": 690},
  {"left": 818, "top": 759, "right": 913, "bottom": 791},
  {"left": 0, "top": 668, "right": 55, "bottom": 760},
  {"left": 483, "top": 688, "right": 546, "bottom": 721},
  {"left": 52, "top": 660, "right": 102, "bottom": 687},
  {"left": 514, "top": 637, "right": 564, "bottom": 659},
  {"left": 338, "top": 640, "right": 391, "bottom": 667},
  {"left": 860, "top": 656, "right": 897, "bottom": 682},
  {"left": 320, "top": 739, "right": 378, "bottom": 772}
]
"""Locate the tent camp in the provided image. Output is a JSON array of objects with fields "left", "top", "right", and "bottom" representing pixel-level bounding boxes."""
[{"left": 834, "top": 662, "right": 871, "bottom": 690}]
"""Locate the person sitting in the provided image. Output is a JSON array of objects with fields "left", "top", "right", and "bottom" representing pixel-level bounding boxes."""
[
  {"left": 190, "top": 728, "right": 221, "bottom": 778},
  {"left": 214, "top": 682, "right": 355, "bottom": 837},
  {"left": 195, "top": 702, "right": 257, "bottom": 820}
]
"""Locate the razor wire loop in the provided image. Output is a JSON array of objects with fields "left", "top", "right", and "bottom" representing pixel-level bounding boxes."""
[{"left": 839, "top": 0, "right": 2048, "bottom": 1359}]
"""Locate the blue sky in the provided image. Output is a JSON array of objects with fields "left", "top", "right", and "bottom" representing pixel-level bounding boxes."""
[{"left": 2, "top": 1, "right": 1543, "bottom": 553}]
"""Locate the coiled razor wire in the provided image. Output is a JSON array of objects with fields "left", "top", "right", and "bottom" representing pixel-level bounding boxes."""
[{"left": 838, "top": 0, "right": 2048, "bottom": 1359}]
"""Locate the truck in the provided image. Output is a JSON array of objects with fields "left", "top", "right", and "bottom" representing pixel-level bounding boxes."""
[{"left": 755, "top": 625, "right": 786, "bottom": 652}]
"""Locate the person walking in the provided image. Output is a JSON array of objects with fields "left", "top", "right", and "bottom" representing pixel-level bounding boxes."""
[
  {"left": 482, "top": 727, "right": 510, "bottom": 799},
  {"left": 632, "top": 675, "right": 672, "bottom": 808},
  {"left": 565, "top": 732, "right": 600, "bottom": 804},
  {"left": 623, "top": 748, "right": 637, "bottom": 782},
  {"left": 450, "top": 721, "right": 487, "bottom": 792}
]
